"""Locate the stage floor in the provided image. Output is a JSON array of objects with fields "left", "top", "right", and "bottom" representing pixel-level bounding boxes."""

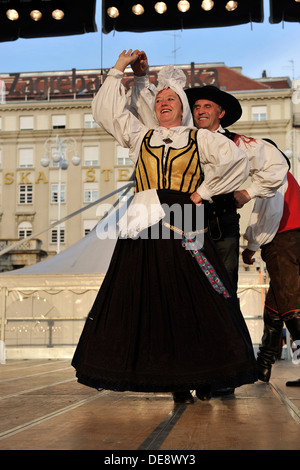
[{"left": 0, "top": 358, "right": 299, "bottom": 451}]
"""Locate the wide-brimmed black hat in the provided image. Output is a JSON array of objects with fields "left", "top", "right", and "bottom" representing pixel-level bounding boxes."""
[{"left": 184, "top": 85, "right": 242, "bottom": 128}]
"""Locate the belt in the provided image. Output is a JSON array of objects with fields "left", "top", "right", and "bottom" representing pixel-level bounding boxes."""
[
  {"left": 161, "top": 221, "right": 230, "bottom": 299},
  {"left": 161, "top": 221, "right": 208, "bottom": 237},
  {"left": 206, "top": 193, "right": 237, "bottom": 218}
]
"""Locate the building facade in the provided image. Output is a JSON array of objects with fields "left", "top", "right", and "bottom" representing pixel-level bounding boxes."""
[{"left": 0, "top": 63, "right": 295, "bottom": 270}]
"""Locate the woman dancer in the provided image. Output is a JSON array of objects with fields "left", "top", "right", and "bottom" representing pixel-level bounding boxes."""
[{"left": 72, "top": 49, "right": 257, "bottom": 404}]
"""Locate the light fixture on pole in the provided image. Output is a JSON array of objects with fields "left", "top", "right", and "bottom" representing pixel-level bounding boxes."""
[{"left": 41, "top": 135, "right": 80, "bottom": 254}]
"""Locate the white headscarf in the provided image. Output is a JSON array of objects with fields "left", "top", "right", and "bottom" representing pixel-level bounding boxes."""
[{"left": 156, "top": 65, "right": 193, "bottom": 127}]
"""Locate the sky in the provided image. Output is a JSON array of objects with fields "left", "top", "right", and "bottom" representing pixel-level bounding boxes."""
[{"left": 0, "top": 1, "right": 299, "bottom": 81}]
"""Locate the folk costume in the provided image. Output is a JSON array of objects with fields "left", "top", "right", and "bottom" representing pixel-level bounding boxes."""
[
  {"left": 209, "top": 131, "right": 289, "bottom": 291},
  {"left": 131, "top": 82, "right": 288, "bottom": 292},
  {"left": 72, "top": 66, "right": 257, "bottom": 394},
  {"left": 244, "top": 166, "right": 300, "bottom": 382}
]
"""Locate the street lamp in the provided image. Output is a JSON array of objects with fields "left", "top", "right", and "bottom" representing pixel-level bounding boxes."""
[{"left": 41, "top": 135, "right": 80, "bottom": 253}]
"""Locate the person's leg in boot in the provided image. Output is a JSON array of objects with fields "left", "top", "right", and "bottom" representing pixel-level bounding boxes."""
[
  {"left": 285, "top": 314, "right": 300, "bottom": 386},
  {"left": 172, "top": 391, "right": 194, "bottom": 404},
  {"left": 256, "top": 307, "right": 284, "bottom": 382},
  {"left": 210, "top": 214, "right": 239, "bottom": 397},
  {"left": 196, "top": 384, "right": 212, "bottom": 401}
]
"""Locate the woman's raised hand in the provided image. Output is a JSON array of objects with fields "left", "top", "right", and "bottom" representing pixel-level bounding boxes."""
[
  {"left": 131, "top": 51, "right": 149, "bottom": 76},
  {"left": 114, "top": 49, "right": 140, "bottom": 72}
]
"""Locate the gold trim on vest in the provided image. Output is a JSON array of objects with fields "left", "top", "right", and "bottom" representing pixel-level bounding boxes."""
[{"left": 135, "top": 129, "right": 203, "bottom": 193}]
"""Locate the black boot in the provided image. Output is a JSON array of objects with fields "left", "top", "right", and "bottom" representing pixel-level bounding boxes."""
[
  {"left": 212, "top": 387, "right": 235, "bottom": 397},
  {"left": 286, "top": 379, "right": 300, "bottom": 387},
  {"left": 256, "top": 308, "right": 283, "bottom": 382},
  {"left": 172, "top": 391, "right": 194, "bottom": 404},
  {"left": 285, "top": 315, "right": 300, "bottom": 386},
  {"left": 196, "top": 384, "right": 212, "bottom": 401},
  {"left": 285, "top": 314, "right": 300, "bottom": 342}
]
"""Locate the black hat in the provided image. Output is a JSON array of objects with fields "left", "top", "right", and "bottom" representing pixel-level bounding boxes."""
[{"left": 184, "top": 85, "right": 242, "bottom": 128}]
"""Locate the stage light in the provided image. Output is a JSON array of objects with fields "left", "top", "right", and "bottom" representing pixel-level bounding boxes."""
[
  {"left": 201, "top": 0, "right": 214, "bottom": 11},
  {"left": 132, "top": 4, "right": 145, "bottom": 15},
  {"left": 177, "top": 1, "right": 190, "bottom": 13},
  {"left": 225, "top": 1, "right": 238, "bottom": 11},
  {"left": 6, "top": 9, "right": 19, "bottom": 21},
  {"left": 107, "top": 6, "right": 119, "bottom": 18},
  {"left": 30, "top": 10, "right": 42, "bottom": 21},
  {"left": 154, "top": 2, "right": 167, "bottom": 14},
  {"left": 51, "top": 9, "right": 65, "bottom": 20}
]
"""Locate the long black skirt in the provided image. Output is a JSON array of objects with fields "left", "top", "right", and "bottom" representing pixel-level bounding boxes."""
[{"left": 72, "top": 190, "right": 257, "bottom": 393}]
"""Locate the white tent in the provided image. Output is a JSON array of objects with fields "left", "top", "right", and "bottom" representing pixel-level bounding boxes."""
[
  {"left": 8, "top": 207, "right": 124, "bottom": 275},
  {"left": 0, "top": 199, "right": 130, "bottom": 362}
]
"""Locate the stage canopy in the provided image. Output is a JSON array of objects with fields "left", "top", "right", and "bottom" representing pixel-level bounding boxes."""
[
  {"left": 269, "top": 0, "right": 300, "bottom": 24},
  {"left": 1, "top": 1, "right": 300, "bottom": 42},
  {"left": 0, "top": 0, "right": 97, "bottom": 42},
  {"left": 102, "top": 0, "right": 264, "bottom": 34},
  {"left": 102, "top": 0, "right": 300, "bottom": 34}
]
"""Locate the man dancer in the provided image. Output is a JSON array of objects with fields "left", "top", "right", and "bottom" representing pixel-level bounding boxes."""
[{"left": 242, "top": 143, "right": 300, "bottom": 386}]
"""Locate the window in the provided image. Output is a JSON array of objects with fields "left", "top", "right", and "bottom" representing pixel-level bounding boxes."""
[
  {"left": 51, "top": 224, "right": 65, "bottom": 244},
  {"left": 52, "top": 115, "right": 66, "bottom": 129},
  {"left": 252, "top": 106, "right": 267, "bottom": 121},
  {"left": 0, "top": 148, "right": 2, "bottom": 169},
  {"left": 51, "top": 184, "right": 66, "bottom": 203},
  {"left": 117, "top": 145, "right": 131, "bottom": 166},
  {"left": 19, "top": 148, "right": 34, "bottom": 168},
  {"left": 83, "top": 146, "right": 99, "bottom": 166},
  {"left": 20, "top": 116, "right": 34, "bottom": 130},
  {"left": 84, "top": 114, "right": 99, "bottom": 128},
  {"left": 19, "top": 185, "right": 33, "bottom": 204},
  {"left": 84, "top": 182, "right": 98, "bottom": 203},
  {"left": 83, "top": 219, "right": 98, "bottom": 236},
  {"left": 18, "top": 221, "right": 32, "bottom": 238}
]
